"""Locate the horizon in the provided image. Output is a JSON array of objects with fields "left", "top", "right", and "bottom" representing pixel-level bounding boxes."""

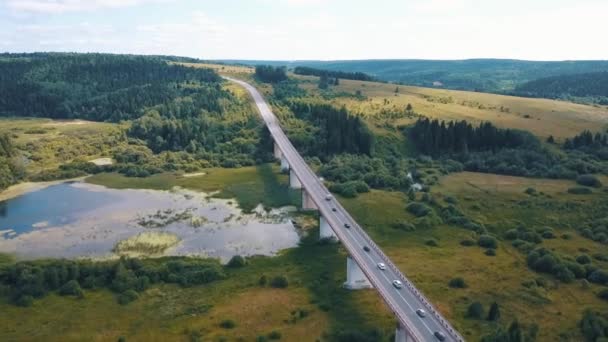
[{"left": 1, "top": 0, "right": 607, "bottom": 61}]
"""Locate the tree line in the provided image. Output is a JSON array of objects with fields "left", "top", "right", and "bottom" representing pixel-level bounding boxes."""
[
  {"left": 293, "top": 66, "right": 375, "bottom": 82},
  {"left": 255, "top": 65, "right": 288, "bottom": 83},
  {"left": 408, "top": 118, "right": 536, "bottom": 157},
  {"left": 513, "top": 71, "right": 608, "bottom": 105},
  {"left": 0, "top": 134, "right": 24, "bottom": 190}
]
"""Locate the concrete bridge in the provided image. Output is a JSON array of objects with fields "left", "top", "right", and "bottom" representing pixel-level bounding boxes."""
[{"left": 226, "top": 77, "right": 465, "bottom": 342}]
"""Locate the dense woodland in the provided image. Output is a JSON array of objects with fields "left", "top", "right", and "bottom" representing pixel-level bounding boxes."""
[
  {"left": 407, "top": 118, "right": 608, "bottom": 179},
  {"left": 293, "top": 66, "right": 375, "bottom": 82},
  {"left": 0, "top": 134, "right": 23, "bottom": 190},
  {"left": 254, "top": 65, "right": 288, "bottom": 83},
  {"left": 514, "top": 71, "right": 608, "bottom": 104}
]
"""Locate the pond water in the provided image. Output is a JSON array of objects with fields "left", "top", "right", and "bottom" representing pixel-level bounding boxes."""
[{"left": 0, "top": 181, "right": 300, "bottom": 261}]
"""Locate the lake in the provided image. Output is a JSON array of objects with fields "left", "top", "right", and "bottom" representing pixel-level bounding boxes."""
[{"left": 0, "top": 181, "right": 301, "bottom": 261}]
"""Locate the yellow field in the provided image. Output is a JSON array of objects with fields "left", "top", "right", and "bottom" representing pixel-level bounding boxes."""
[{"left": 296, "top": 75, "right": 608, "bottom": 139}]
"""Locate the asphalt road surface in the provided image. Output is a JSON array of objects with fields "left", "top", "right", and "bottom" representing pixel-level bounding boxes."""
[{"left": 225, "top": 76, "right": 464, "bottom": 342}]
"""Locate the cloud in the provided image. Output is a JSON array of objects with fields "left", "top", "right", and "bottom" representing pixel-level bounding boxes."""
[{"left": 5, "top": 0, "right": 174, "bottom": 13}]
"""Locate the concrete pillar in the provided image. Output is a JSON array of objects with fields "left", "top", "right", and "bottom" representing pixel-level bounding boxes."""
[
  {"left": 273, "top": 142, "right": 282, "bottom": 160},
  {"left": 344, "top": 256, "right": 372, "bottom": 289},
  {"left": 302, "top": 190, "right": 317, "bottom": 210},
  {"left": 395, "top": 322, "right": 411, "bottom": 342},
  {"left": 280, "top": 155, "right": 290, "bottom": 172},
  {"left": 320, "top": 215, "right": 338, "bottom": 241},
  {"left": 289, "top": 169, "right": 302, "bottom": 189}
]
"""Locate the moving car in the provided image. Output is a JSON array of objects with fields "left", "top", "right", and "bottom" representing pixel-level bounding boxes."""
[
  {"left": 392, "top": 280, "right": 403, "bottom": 289},
  {"left": 325, "top": 194, "right": 333, "bottom": 201},
  {"left": 416, "top": 309, "right": 426, "bottom": 318},
  {"left": 363, "top": 246, "right": 370, "bottom": 252},
  {"left": 332, "top": 208, "right": 337, "bottom": 212},
  {"left": 434, "top": 331, "right": 446, "bottom": 341},
  {"left": 344, "top": 223, "right": 351, "bottom": 229},
  {"left": 377, "top": 262, "right": 386, "bottom": 270}
]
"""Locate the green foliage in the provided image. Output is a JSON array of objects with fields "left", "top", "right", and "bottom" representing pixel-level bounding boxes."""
[
  {"left": 448, "top": 277, "right": 467, "bottom": 288},
  {"left": 577, "top": 174, "right": 603, "bottom": 188},
  {"left": 219, "top": 319, "right": 236, "bottom": 329},
  {"left": 226, "top": 255, "right": 246, "bottom": 268},
  {"left": 580, "top": 310, "right": 608, "bottom": 342},
  {"left": 0, "top": 134, "right": 23, "bottom": 190},
  {"left": 514, "top": 71, "right": 608, "bottom": 105},
  {"left": 269, "top": 276, "right": 289, "bottom": 288},
  {"left": 406, "top": 202, "right": 433, "bottom": 217},
  {"left": 478, "top": 235, "right": 498, "bottom": 249},
  {"left": 466, "top": 301, "right": 484, "bottom": 319},
  {"left": 117, "top": 290, "right": 139, "bottom": 305},
  {"left": 598, "top": 289, "right": 608, "bottom": 301},
  {"left": 293, "top": 66, "right": 375, "bottom": 82},
  {"left": 267, "top": 330, "right": 282, "bottom": 340},
  {"left": 255, "top": 65, "right": 287, "bottom": 83},
  {"left": 569, "top": 187, "right": 593, "bottom": 195},
  {"left": 425, "top": 239, "right": 438, "bottom": 247},
  {"left": 488, "top": 302, "right": 501, "bottom": 321},
  {"left": 481, "top": 320, "right": 537, "bottom": 342},
  {"left": 59, "top": 280, "right": 84, "bottom": 298}
]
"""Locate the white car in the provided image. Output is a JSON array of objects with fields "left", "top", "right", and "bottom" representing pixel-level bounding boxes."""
[
  {"left": 392, "top": 280, "right": 403, "bottom": 289},
  {"left": 325, "top": 194, "right": 333, "bottom": 201},
  {"left": 377, "top": 262, "right": 386, "bottom": 270},
  {"left": 416, "top": 309, "right": 426, "bottom": 318}
]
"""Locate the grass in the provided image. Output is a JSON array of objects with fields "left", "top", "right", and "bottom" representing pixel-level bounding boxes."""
[
  {"left": 294, "top": 75, "right": 608, "bottom": 140},
  {"left": 87, "top": 164, "right": 301, "bottom": 212},
  {"left": 339, "top": 172, "right": 608, "bottom": 341}
]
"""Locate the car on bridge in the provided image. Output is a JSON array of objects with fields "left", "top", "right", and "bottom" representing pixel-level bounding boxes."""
[
  {"left": 377, "top": 262, "right": 386, "bottom": 270},
  {"left": 392, "top": 280, "right": 403, "bottom": 289},
  {"left": 416, "top": 309, "right": 426, "bottom": 317},
  {"left": 434, "top": 331, "right": 446, "bottom": 341},
  {"left": 344, "top": 223, "right": 351, "bottom": 229},
  {"left": 325, "top": 194, "right": 333, "bottom": 201}
]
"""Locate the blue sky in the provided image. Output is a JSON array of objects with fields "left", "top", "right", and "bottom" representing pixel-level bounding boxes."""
[{"left": 1, "top": 0, "right": 606, "bottom": 60}]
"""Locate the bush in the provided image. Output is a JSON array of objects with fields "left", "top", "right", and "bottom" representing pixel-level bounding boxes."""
[
  {"left": 598, "top": 289, "right": 608, "bottom": 301},
  {"left": 392, "top": 221, "right": 416, "bottom": 231},
  {"left": 219, "top": 319, "right": 236, "bottom": 329},
  {"left": 478, "top": 235, "right": 498, "bottom": 249},
  {"left": 466, "top": 301, "right": 484, "bottom": 319},
  {"left": 406, "top": 202, "right": 432, "bottom": 217},
  {"left": 576, "top": 254, "right": 592, "bottom": 265},
  {"left": 268, "top": 331, "right": 282, "bottom": 340},
  {"left": 568, "top": 187, "right": 592, "bottom": 195},
  {"left": 460, "top": 239, "right": 476, "bottom": 246},
  {"left": 444, "top": 196, "right": 458, "bottom": 204},
  {"left": 270, "top": 276, "right": 289, "bottom": 288},
  {"left": 576, "top": 174, "right": 603, "bottom": 188},
  {"left": 485, "top": 249, "right": 497, "bottom": 256},
  {"left": 588, "top": 269, "right": 608, "bottom": 285},
  {"left": 117, "top": 289, "right": 139, "bottom": 305},
  {"left": 448, "top": 277, "right": 467, "bottom": 288},
  {"left": 524, "top": 187, "right": 537, "bottom": 195},
  {"left": 16, "top": 295, "right": 34, "bottom": 307},
  {"left": 487, "top": 302, "right": 500, "bottom": 321},
  {"left": 259, "top": 275, "right": 267, "bottom": 286},
  {"left": 226, "top": 255, "right": 246, "bottom": 268},
  {"left": 425, "top": 239, "right": 438, "bottom": 247},
  {"left": 59, "top": 280, "right": 84, "bottom": 298}
]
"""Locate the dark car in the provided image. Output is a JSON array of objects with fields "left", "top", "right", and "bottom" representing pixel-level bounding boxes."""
[
  {"left": 344, "top": 223, "right": 351, "bottom": 229},
  {"left": 363, "top": 246, "right": 370, "bottom": 252},
  {"left": 434, "top": 331, "right": 446, "bottom": 341},
  {"left": 332, "top": 208, "right": 337, "bottom": 212}
]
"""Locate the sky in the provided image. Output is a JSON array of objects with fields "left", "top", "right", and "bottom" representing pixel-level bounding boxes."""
[{"left": 0, "top": 0, "right": 606, "bottom": 61}]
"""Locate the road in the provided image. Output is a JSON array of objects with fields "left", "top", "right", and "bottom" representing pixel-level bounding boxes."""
[{"left": 225, "top": 76, "right": 465, "bottom": 342}]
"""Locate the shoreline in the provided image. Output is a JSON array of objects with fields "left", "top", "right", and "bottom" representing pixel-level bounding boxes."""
[{"left": 0, "top": 176, "right": 88, "bottom": 202}]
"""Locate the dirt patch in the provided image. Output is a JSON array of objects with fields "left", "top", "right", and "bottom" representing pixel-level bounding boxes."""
[
  {"left": 89, "top": 158, "right": 113, "bottom": 166},
  {"left": 43, "top": 120, "right": 92, "bottom": 127}
]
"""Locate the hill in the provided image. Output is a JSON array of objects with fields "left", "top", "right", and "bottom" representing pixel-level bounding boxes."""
[
  {"left": 221, "top": 59, "right": 608, "bottom": 93},
  {"left": 513, "top": 71, "right": 608, "bottom": 105}
]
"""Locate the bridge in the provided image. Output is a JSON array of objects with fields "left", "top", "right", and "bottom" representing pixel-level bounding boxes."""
[{"left": 225, "top": 77, "right": 465, "bottom": 342}]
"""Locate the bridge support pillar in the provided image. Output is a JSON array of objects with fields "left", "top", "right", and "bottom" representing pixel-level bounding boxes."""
[
  {"left": 302, "top": 190, "right": 317, "bottom": 210},
  {"left": 273, "top": 142, "right": 282, "bottom": 160},
  {"left": 280, "top": 155, "right": 290, "bottom": 172},
  {"left": 344, "top": 256, "right": 372, "bottom": 289},
  {"left": 320, "top": 215, "right": 338, "bottom": 241},
  {"left": 395, "top": 322, "right": 411, "bottom": 342},
  {"left": 289, "top": 169, "right": 302, "bottom": 189}
]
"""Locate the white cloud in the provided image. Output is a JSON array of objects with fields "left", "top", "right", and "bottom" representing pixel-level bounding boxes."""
[{"left": 5, "top": 0, "right": 174, "bottom": 13}]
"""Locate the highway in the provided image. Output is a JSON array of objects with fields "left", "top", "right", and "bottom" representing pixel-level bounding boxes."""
[{"left": 225, "top": 76, "right": 465, "bottom": 342}]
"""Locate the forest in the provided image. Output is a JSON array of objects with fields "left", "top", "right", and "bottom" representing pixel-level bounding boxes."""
[
  {"left": 407, "top": 118, "right": 608, "bottom": 179},
  {"left": 254, "top": 65, "right": 288, "bottom": 83},
  {"left": 293, "top": 66, "right": 375, "bottom": 82},
  {"left": 513, "top": 71, "right": 608, "bottom": 104},
  {"left": 0, "top": 134, "right": 23, "bottom": 190}
]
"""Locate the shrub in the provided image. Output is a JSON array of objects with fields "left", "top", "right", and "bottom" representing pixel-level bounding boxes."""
[
  {"left": 478, "top": 235, "right": 498, "bottom": 249},
  {"left": 268, "top": 331, "right": 282, "bottom": 340},
  {"left": 487, "top": 302, "right": 500, "bottom": 321},
  {"left": 485, "top": 249, "right": 497, "bottom": 256},
  {"left": 466, "top": 301, "right": 484, "bottom": 319},
  {"left": 227, "top": 255, "right": 246, "bottom": 268},
  {"left": 392, "top": 221, "right": 416, "bottom": 231},
  {"left": 219, "top": 319, "right": 236, "bottom": 329},
  {"left": 59, "top": 280, "right": 84, "bottom": 298},
  {"left": 594, "top": 254, "right": 608, "bottom": 262},
  {"left": 568, "top": 187, "right": 592, "bottom": 195},
  {"left": 448, "top": 277, "right": 467, "bottom": 288},
  {"left": 588, "top": 269, "right": 608, "bottom": 285},
  {"left": 576, "top": 254, "right": 592, "bottom": 265},
  {"left": 576, "top": 174, "right": 603, "bottom": 188},
  {"left": 16, "top": 295, "right": 34, "bottom": 307},
  {"left": 598, "top": 289, "right": 608, "bottom": 301},
  {"left": 524, "top": 187, "right": 537, "bottom": 195},
  {"left": 259, "top": 275, "right": 267, "bottom": 286},
  {"left": 425, "top": 239, "right": 438, "bottom": 247},
  {"left": 460, "top": 239, "right": 476, "bottom": 246},
  {"left": 406, "top": 202, "right": 432, "bottom": 217},
  {"left": 444, "top": 196, "right": 458, "bottom": 204},
  {"left": 504, "top": 229, "right": 519, "bottom": 240},
  {"left": 117, "top": 289, "right": 139, "bottom": 305},
  {"left": 270, "top": 276, "right": 289, "bottom": 288}
]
